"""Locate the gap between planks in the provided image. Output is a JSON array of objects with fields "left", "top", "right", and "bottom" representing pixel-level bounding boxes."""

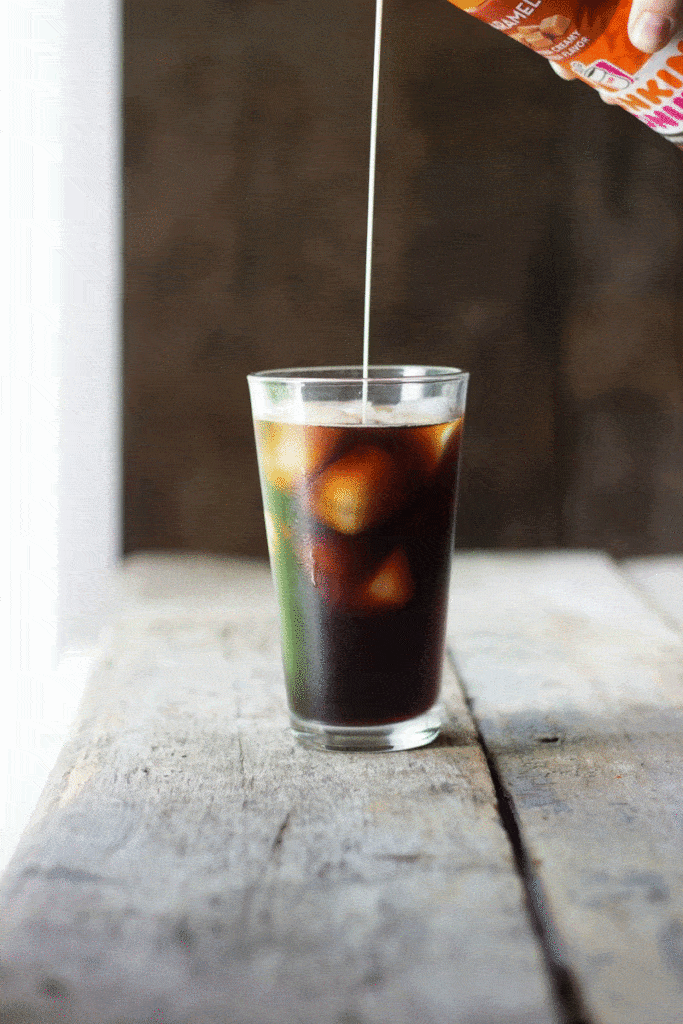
[
  {"left": 446, "top": 551, "right": 683, "bottom": 1024},
  {"left": 447, "top": 553, "right": 683, "bottom": 1024},
  {"left": 447, "top": 647, "right": 594, "bottom": 1024}
]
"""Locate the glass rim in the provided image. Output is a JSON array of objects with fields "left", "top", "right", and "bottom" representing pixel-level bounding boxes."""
[{"left": 247, "top": 365, "right": 468, "bottom": 385}]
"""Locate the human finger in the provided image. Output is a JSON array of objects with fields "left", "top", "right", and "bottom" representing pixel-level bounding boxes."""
[{"left": 627, "top": 0, "right": 682, "bottom": 52}]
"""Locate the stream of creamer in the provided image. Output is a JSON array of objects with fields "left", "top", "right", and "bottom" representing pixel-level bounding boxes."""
[{"left": 362, "top": 0, "right": 384, "bottom": 422}]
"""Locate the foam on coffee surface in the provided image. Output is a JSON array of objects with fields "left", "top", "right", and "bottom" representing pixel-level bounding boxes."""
[{"left": 251, "top": 397, "right": 458, "bottom": 427}]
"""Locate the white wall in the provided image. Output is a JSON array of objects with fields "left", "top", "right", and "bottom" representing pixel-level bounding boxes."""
[{"left": 1, "top": 0, "right": 121, "bottom": 870}]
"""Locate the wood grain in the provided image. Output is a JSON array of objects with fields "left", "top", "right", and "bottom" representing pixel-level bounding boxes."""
[
  {"left": 0, "top": 554, "right": 555, "bottom": 1024},
  {"left": 447, "top": 552, "right": 683, "bottom": 1024}
]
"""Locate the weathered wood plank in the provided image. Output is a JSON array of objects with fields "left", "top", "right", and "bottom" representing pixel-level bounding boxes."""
[
  {"left": 0, "top": 554, "right": 555, "bottom": 1024},
  {"left": 621, "top": 557, "right": 683, "bottom": 631},
  {"left": 446, "top": 551, "right": 683, "bottom": 1024}
]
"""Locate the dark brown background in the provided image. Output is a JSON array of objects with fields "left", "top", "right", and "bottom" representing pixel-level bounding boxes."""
[{"left": 124, "top": 0, "right": 683, "bottom": 559}]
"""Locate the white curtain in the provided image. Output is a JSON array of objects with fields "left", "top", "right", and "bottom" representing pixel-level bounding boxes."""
[{"left": 1, "top": 0, "right": 121, "bottom": 869}]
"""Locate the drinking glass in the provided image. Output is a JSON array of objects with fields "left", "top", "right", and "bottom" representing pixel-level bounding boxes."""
[{"left": 247, "top": 366, "right": 468, "bottom": 751}]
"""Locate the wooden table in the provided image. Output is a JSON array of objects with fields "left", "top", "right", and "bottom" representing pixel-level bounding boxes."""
[{"left": 1, "top": 552, "right": 682, "bottom": 1024}]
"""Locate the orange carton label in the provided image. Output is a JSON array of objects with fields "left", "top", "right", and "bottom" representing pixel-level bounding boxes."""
[{"left": 448, "top": 0, "right": 683, "bottom": 143}]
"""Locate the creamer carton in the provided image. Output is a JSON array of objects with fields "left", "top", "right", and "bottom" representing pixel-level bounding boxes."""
[{"left": 449, "top": 0, "right": 683, "bottom": 144}]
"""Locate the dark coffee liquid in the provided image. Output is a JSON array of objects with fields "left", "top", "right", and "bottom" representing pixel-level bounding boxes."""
[{"left": 255, "top": 418, "right": 463, "bottom": 727}]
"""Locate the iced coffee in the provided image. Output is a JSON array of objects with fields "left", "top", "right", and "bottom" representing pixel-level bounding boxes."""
[{"left": 248, "top": 367, "right": 468, "bottom": 751}]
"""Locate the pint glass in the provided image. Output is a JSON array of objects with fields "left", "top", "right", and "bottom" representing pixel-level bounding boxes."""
[{"left": 248, "top": 366, "right": 468, "bottom": 751}]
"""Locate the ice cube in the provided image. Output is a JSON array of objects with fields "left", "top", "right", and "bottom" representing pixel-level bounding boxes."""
[
  {"left": 297, "top": 534, "right": 357, "bottom": 608},
  {"left": 312, "top": 445, "right": 402, "bottom": 535},
  {"left": 359, "top": 548, "right": 414, "bottom": 611},
  {"left": 412, "top": 418, "right": 463, "bottom": 474},
  {"left": 258, "top": 422, "right": 342, "bottom": 490}
]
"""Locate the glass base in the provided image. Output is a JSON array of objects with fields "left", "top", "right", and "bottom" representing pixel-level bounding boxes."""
[{"left": 289, "top": 705, "right": 443, "bottom": 752}]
